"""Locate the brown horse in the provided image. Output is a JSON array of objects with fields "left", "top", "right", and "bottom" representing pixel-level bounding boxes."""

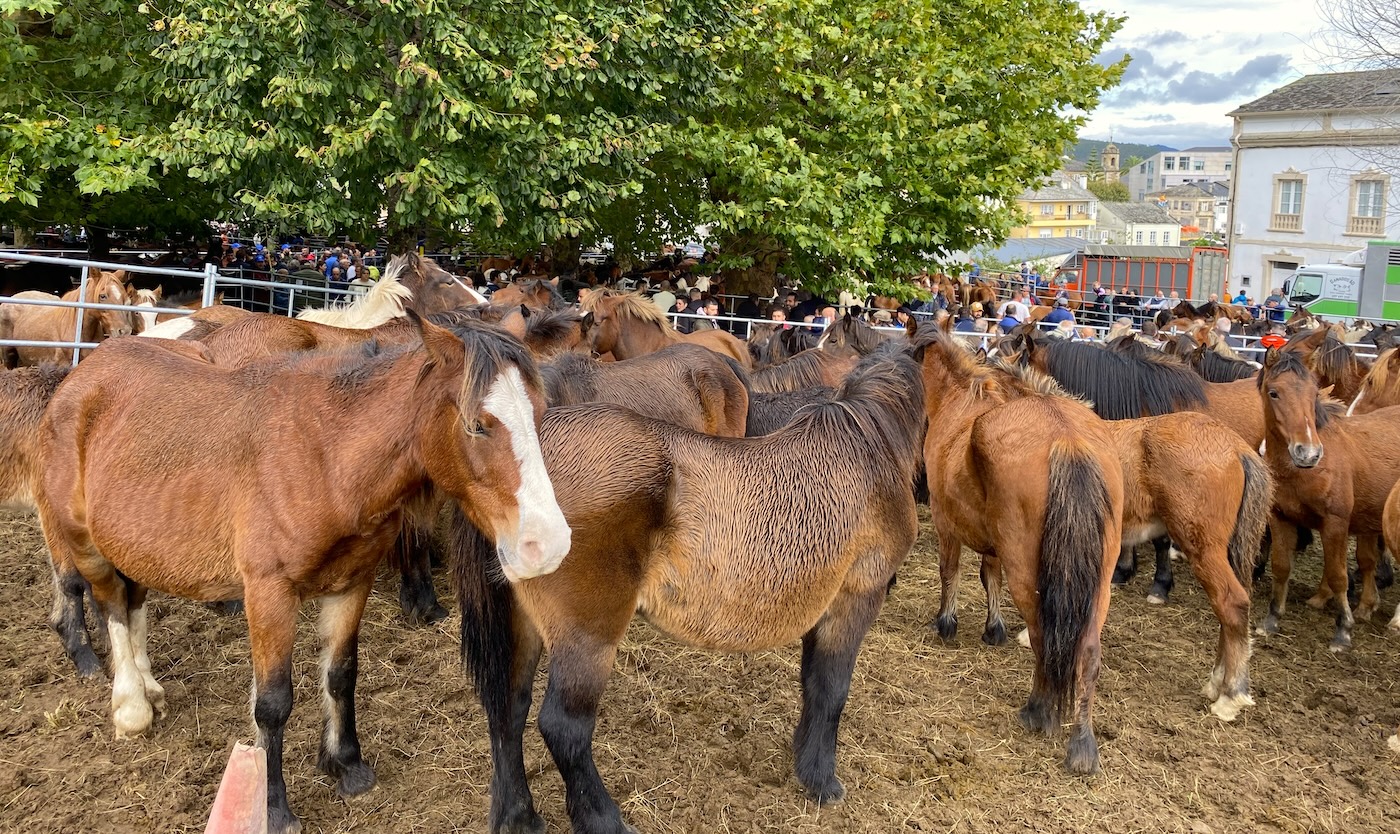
[
  {"left": 1255, "top": 349, "right": 1400, "bottom": 650},
  {"left": 750, "top": 348, "right": 858, "bottom": 393},
  {"left": 1284, "top": 325, "right": 1369, "bottom": 404},
  {"left": 0, "top": 364, "right": 70, "bottom": 511},
  {"left": 1347, "top": 347, "right": 1400, "bottom": 415},
  {"left": 0, "top": 268, "right": 133, "bottom": 366},
  {"left": 455, "top": 348, "right": 925, "bottom": 834},
  {"left": 542, "top": 344, "right": 748, "bottom": 436},
  {"left": 36, "top": 319, "right": 570, "bottom": 834},
  {"left": 746, "top": 386, "right": 836, "bottom": 435},
  {"left": 491, "top": 278, "right": 567, "bottom": 310},
  {"left": 816, "top": 313, "right": 904, "bottom": 356},
  {"left": 580, "top": 289, "right": 751, "bottom": 368},
  {"left": 912, "top": 324, "right": 1123, "bottom": 774}
]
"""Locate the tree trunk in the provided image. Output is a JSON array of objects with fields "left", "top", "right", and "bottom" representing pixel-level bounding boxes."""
[
  {"left": 550, "top": 234, "right": 581, "bottom": 276},
  {"left": 85, "top": 226, "right": 111, "bottom": 258},
  {"left": 716, "top": 230, "right": 786, "bottom": 297},
  {"left": 13, "top": 227, "right": 34, "bottom": 247}
]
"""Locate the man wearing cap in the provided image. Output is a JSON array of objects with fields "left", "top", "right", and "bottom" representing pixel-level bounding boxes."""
[
  {"left": 955, "top": 302, "right": 986, "bottom": 332},
  {"left": 1042, "top": 297, "right": 1075, "bottom": 326}
]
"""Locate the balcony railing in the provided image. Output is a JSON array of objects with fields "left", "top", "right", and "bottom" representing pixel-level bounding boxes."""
[
  {"left": 1270, "top": 213, "right": 1301, "bottom": 232},
  {"left": 1347, "top": 215, "right": 1384, "bottom": 236}
]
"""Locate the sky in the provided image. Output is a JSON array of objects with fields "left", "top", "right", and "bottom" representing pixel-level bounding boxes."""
[{"left": 1079, "top": 0, "right": 1337, "bottom": 150}]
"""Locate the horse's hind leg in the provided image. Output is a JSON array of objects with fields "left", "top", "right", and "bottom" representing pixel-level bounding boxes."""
[
  {"left": 933, "top": 528, "right": 963, "bottom": 640},
  {"left": 980, "top": 555, "right": 1008, "bottom": 646},
  {"left": 49, "top": 559, "right": 101, "bottom": 677},
  {"left": 1110, "top": 543, "right": 1138, "bottom": 586},
  {"left": 1257, "top": 519, "right": 1296, "bottom": 636},
  {"left": 1186, "top": 544, "right": 1253, "bottom": 721},
  {"left": 126, "top": 582, "right": 165, "bottom": 717},
  {"left": 1146, "top": 535, "right": 1176, "bottom": 605},
  {"left": 397, "top": 525, "right": 448, "bottom": 627},
  {"left": 1352, "top": 534, "right": 1381, "bottom": 622},
  {"left": 795, "top": 583, "right": 886, "bottom": 804}
]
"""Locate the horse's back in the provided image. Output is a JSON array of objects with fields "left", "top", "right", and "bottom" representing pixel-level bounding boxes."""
[
  {"left": 683, "top": 328, "right": 751, "bottom": 369},
  {"left": 1334, "top": 405, "right": 1400, "bottom": 517},
  {"left": 0, "top": 365, "right": 69, "bottom": 509}
]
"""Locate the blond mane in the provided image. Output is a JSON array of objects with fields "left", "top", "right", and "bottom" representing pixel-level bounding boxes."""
[
  {"left": 579, "top": 290, "right": 670, "bottom": 329},
  {"left": 297, "top": 273, "right": 413, "bottom": 329}
]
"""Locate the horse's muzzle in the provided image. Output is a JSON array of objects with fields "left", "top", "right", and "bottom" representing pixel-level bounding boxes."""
[{"left": 1288, "top": 442, "right": 1323, "bottom": 469}]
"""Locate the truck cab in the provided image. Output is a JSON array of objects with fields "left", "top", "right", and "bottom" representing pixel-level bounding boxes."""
[{"left": 1282, "top": 263, "right": 1363, "bottom": 320}]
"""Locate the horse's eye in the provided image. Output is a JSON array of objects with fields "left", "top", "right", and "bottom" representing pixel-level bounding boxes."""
[
  {"left": 1268, "top": 390, "right": 1279, "bottom": 399},
  {"left": 464, "top": 419, "right": 487, "bottom": 437}
]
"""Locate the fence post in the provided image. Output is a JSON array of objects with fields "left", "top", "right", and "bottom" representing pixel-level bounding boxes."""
[
  {"left": 70, "top": 267, "right": 90, "bottom": 367},
  {"left": 203, "top": 262, "right": 218, "bottom": 308}
]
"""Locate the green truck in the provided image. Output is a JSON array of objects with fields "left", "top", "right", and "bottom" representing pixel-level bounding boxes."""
[{"left": 1282, "top": 240, "right": 1400, "bottom": 321}]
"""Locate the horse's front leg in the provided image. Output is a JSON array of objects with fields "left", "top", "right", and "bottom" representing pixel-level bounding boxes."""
[
  {"left": 1110, "top": 542, "right": 1138, "bottom": 586},
  {"left": 315, "top": 581, "right": 376, "bottom": 798},
  {"left": 1257, "top": 518, "right": 1296, "bottom": 636},
  {"left": 538, "top": 639, "right": 631, "bottom": 834},
  {"left": 245, "top": 577, "right": 302, "bottom": 834},
  {"left": 980, "top": 554, "right": 1008, "bottom": 645},
  {"left": 795, "top": 581, "right": 886, "bottom": 804},
  {"left": 1146, "top": 535, "right": 1176, "bottom": 605}
]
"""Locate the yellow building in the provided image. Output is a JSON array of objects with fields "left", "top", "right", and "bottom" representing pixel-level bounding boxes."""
[{"left": 1008, "top": 175, "right": 1099, "bottom": 240}]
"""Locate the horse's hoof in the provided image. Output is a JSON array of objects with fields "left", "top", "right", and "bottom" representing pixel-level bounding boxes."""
[
  {"left": 337, "top": 761, "right": 377, "bottom": 798},
  {"left": 1063, "top": 735, "right": 1100, "bottom": 775},
  {"left": 492, "top": 809, "right": 546, "bottom": 834},
  {"left": 1355, "top": 605, "right": 1375, "bottom": 623},
  {"left": 1329, "top": 632, "right": 1352, "bottom": 653},
  {"left": 1389, "top": 734, "right": 1400, "bottom": 754},
  {"left": 805, "top": 777, "right": 846, "bottom": 806},
  {"left": 933, "top": 614, "right": 958, "bottom": 641},
  {"left": 72, "top": 650, "right": 104, "bottom": 679},
  {"left": 268, "top": 806, "right": 302, "bottom": 834},
  {"left": 1146, "top": 593, "right": 1167, "bottom": 606},
  {"left": 112, "top": 699, "right": 153, "bottom": 739},
  {"left": 1110, "top": 566, "right": 1135, "bottom": 586},
  {"left": 1018, "top": 701, "right": 1055, "bottom": 734},
  {"left": 982, "top": 621, "right": 1007, "bottom": 646},
  {"left": 1254, "top": 617, "right": 1280, "bottom": 636},
  {"left": 1209, "top": 692, "right": 1254, "bottom": 722},
  {"left": 1016, "top": 628, "right": 1031, "bottom": 649}
]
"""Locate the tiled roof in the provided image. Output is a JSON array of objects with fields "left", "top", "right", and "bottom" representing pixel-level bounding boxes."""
[
  {"left": 1018, "top": 180, "right": 1095, "bottom": 202},
  {"left": 1230, "top": 68, "right": 1400, "bottom": 114},
  {"left": 1099, "top": 202, "right": 1177, "bottom": 225}
]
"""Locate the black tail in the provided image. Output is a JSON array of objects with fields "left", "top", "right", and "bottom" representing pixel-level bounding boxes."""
[
  {"left": 1039, "top": 443, "right": 1111, "bottom": 720},
  {"left": 1229, "top": 453, "right": 1274, "bottom": 586},
  {"left": 450, "top": 505, "right": 516, "bottom": 722}
]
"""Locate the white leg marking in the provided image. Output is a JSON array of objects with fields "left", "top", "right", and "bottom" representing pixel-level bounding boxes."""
[
  {"left": 130, "top": 602, "right": 165, "bottom": 715},
  {"left": 1016, "top": 627, "right": 1031, "bottom": 649},
  {"left": 108, "top": 617, "right": 153, "bottom": 738},
  {"left": 482, "top": 366, "right": 571, "bottom": 579}
]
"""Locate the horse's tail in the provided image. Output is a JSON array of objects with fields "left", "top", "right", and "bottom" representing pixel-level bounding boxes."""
[
  {"left": 1228, "top": 453, "right": 1274, "bottom": 587},
  {"left": 450, "top": 505, "right": 517, "bottom": 724},
  {"left": 1038, "top": 442, "right": 1112, "bottom": 722}
]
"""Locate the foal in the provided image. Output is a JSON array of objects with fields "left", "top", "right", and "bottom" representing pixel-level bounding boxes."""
[
  {"left": 37, "top": 319, "right": 570, "bottom": 834},
  {"left": 456, "top": 349, "right": 925, "bottom": 834}
]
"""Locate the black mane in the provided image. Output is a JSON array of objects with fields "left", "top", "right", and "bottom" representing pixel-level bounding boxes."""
[{"left": 1031, "top": 336, "right": 1207, "bottom": 419}]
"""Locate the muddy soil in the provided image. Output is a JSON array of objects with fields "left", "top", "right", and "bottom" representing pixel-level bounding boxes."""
[{"left": 0, "top": 509, "right": 1397, "bottom": 833}]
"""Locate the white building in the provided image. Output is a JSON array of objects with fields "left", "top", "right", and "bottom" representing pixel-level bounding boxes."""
[
  {"left": 1095, "top": 202, "right": 1180, "bottom": 246},
  {"left": 1226, "top": 68, "right": 1400, "bottom": 295},
  {"left": 1124, "top": 147, "right": 1233, "bottom": 201}
]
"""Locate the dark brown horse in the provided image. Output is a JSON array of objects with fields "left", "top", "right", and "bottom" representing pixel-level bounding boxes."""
[
  {"left": 746, "top": 386, "right": 836, "bottom": 436},
  {"left": 1254, "top": 349, "right": 1400, "bottom": 650},
  {"left": 1284, "top": 325, "right": 1369, "bottom": 404},
  {"left": 816, "top": 313, "right": 901, "bottom": 355},
  {"left": 580, "top": 289, "right": 752, "bottom": 368},
  {"left": 913, "top": 324, "right": 1123, "bottom": 774},
  {"left": 455, "top": 348, "right": 925, "bottom": 834},
  {"left": 36, "top": 319, "right": 570, "bottom": 834},
  {"left": 750, "top": 348, "right": 858, "bottom": 393}
]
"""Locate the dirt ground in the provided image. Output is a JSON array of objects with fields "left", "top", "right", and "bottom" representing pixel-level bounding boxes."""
[{"left": 0, "top": 508, "right": 1397, "bottom": 834}]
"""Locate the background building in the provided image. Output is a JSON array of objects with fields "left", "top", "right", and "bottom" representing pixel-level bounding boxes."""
[
  {"left": 1096, "top": 201, "right": 1180, "bottom": 246},
  {"left": 1008, "top": 173, "right": 1098, "bottom": 239},
  {"left": 1125, "top": 147, "right": 1233, "bottom": 201},
  {"left": 1226, "top": 68, "right": 1400, "bottom": 294}
]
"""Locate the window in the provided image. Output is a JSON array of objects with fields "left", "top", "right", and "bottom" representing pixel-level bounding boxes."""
[
  {"left": 1072, "top": 228, "right": 1085, "bottom": 238},
  {"left": 1271, "top": 172, "right": 1306, "bottom": 232},
  {"left": 1348, "top": 175, "right": 1389, "bottom": 235},
  {"left": 1135, "top": 231, "right": 1144, "bottom": 244},
  {"left": 1178, "top": 156, "right": 1189, "bottom": 169},
  {"left": 1075, "top": 203, "right": 1086, "bottom": 216},
  {"left": 1164, "top": 157, "right": 1175, "bottom": 171},
  {"left": 1039, "top": 229, "right": 1053, "bottom": 238},
  {"left": 1149, "top": 231, "right": 1158, "bottom": 244},
  {"left": 1139, "top": 163, "right": 1147, "bottom": 173},
  {"left": 1224, "top": 162, "right": 1232, "bottom": 172},
  {"left": 1040, "top": 203, "right": 1053, "bottom": 216},
  {"left": 1193, "top": 160, "right": 1205, "bottom": 171}
]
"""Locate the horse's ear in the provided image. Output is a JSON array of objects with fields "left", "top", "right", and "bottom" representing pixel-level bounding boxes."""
[
  {"left": 579, "top": 310, "right": 595, "bottom": 334},
  {"left": 549, "top": 276, "right": 559, "bottom": 286},
  {"left": 153, "top": 284, "right": 163, "bottom": 299},
  {"left": 1319, "top": 383, "right": 1335, "bottom": 400},
  {"left": 212, "top": 292, "right": 224, "bottom": 306},
  {"left": 407, "top": 308, "right": 464, "bottom": 365},
  {"left": 905, "top": 316, "right": 919, "bottom": 338},
  {"left": 1387, "top": 348, "right": 1400, "bottom": 368},
  {"left": 1263, "top": 347, "right": 1281, "bottom": 368},
  {"left": 518, "top": 303, "right": 531, "bottom": 319}
]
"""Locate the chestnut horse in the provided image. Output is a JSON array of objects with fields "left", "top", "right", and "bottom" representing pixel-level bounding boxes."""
[
  {"left": 580, "top": 289, "right": 751, "bottom": 368},
  {"left": 912, "top": 325, "right": 1123, "bottom": 774},
  {"left": 36, "top": 319, "right": 571, "bottom": 834},
  {"left": 490, "top": 278, "right": 568, "bottom": 310},
  {"left": 0, "top": 364, "right": 70, "bottom": 511},
  {"left": 454, "top": 349, "right": 925, "bottom": 834},
  {"left": 1284, "top": 325, "right": 1369, "bottom": 404},
  {"left": 0, "top": 268, "right": 133, "bottom": 367},
  {"left": 1254, "top": 349, "right": 1400, "bottom": 650},
  {"left": 1348, "top": 347, "right": 1400, "bottom": 415}
]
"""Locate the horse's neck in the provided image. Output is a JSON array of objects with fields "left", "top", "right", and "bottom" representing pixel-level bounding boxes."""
[{"left": 319, "top": 361, "right": 432, "bottom": 511}]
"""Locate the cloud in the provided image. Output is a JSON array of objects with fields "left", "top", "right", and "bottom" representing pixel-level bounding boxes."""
[
  {"left": 1141, "top": 30, "right": 1190, "bottom": 48},
  {"left": 1164, "top": 54, "right": 1292, "bottom": 104},
  {"left": 1106, "top": 120, "right": 1232, "bottom": 149}
]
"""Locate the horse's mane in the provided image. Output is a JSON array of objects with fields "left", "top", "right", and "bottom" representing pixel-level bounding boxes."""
[
  {"left": 1261, "top": 349, "right": 1340, "bottom": 431},
  {"left": 421, "top": 318, "right": 544, "bottom": 416},
  {"left": 156, "top": 289, "right": 205, "bottom": 309},
  {"left": 986, "top": 356, "right": 1089, "bottom": 405},
  {"left": 910, "top": 326, "right": 1050, "bottom": 405},
  {"left": 751, "top": 349, "right": 847, "bottom": 393},
  {"left": 1287, "top": 328, "right": 1365, "bottom": 385},
  {"left": 1030, "top": 335, "right": 1207, "bottom": 419},
  {"left": 523, "top": 307, "right": 587, "bottom": 344},
  {"left": 579, "top": 290, "right": 669, "bottom": 329},
  {"left": 1190, "top": 347, "right": 1258, "bottom": 382},
  {"left": 785, "top": 349, "right": 924, "bottom": 483},
  {"left": 297, "top": 274, "right": 412, "bottom": 328},
  {"left": 1357, "top": 348, "right": 1399, "bottom": 404},
  {"left": 133, "top": 288, "right": 160, "bottom": 305}
]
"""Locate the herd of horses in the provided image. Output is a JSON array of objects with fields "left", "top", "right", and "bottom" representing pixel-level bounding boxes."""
[{"left": 2, "top": 258, "right": 1400, "bottom": 834}]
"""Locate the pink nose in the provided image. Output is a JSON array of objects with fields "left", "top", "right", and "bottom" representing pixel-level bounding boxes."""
[{"left": 517, "top": 539, "right": 545, "bottom": 570}]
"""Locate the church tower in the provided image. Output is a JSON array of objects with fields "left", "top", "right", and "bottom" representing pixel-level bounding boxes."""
[{"left": 1102, "top": 141, "right": 1120, "bottom": 184}]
